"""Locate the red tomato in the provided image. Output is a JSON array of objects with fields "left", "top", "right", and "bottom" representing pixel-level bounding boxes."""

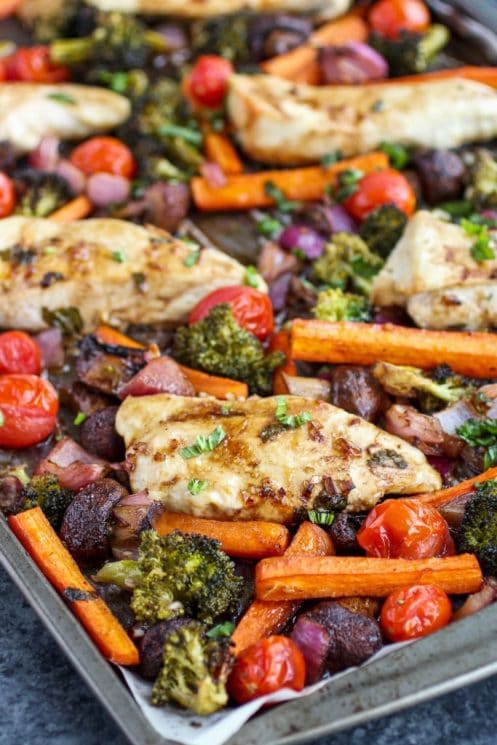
[
  {"left": 0, "top": 331, "right": 42, "bottom": 375},
  {"left": 186, "top": 55, "right": 234, "bottom": 108},
  {"left": 0, "top": 0, "right": 22, "bottom": 20},
  {"left": 228, "top": 636, "right": 305, "bottom": 704},
  {"left": 381, "top": 584, "right": 452, "bottom": 641},
  {"left": 369, "top": 0, "right": 431, "bottom": 39},
  {"left": 0, "top": 58, "right": 6, "bottom": 82},
  {"left": 6, "top": 46, "right": 70, "bottom": 83},
  {"left": 0, "top": 374, "right": 58, "bottom": 449},
  {"left": 344, "top": 168, "right": 416, "bottom": 221},
  {"left": 357, "top": 499, "right": 454, "bottom": 560},
  {"left": 0, "top": 375, "right": 59, "bottom": 416},
  {"left": 0, "top": 172, "right": 15, "bottom": 218},
  {"left": 70, "top": 136, "right": 136, "bottom": 178},
  {"left": 189, "top": 286, "right": 274, "bottom": 340}
]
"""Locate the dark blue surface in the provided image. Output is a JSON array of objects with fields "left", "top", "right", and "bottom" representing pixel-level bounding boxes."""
[{"left": 1, "top": 567, "right": 497, "bottom": 745}]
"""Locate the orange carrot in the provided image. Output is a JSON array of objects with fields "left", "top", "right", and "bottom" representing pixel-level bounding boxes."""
[
  {"left": 232, "top": 522, "right": 334, "bottom": 655},
  {"left": 96, "top": 324, "right": 144, "bottom": 349},
  {"left": 178, "top": 364, "right": 249, "bottom": 399},
  {"left": 375, "top": 66, "right": 497, "bottom": 88},
  {"left": 9, "top": 508, "right": 139, "bottom": 666},
  {"left": 413, "top": 467, "right": 497, "bottom": 508},
  {"left": 268, "top": 330, "right": 298, "bottom": 395},
  {"left": 192, "top": 152, "right": 388, "bottom": 212},
  {"left": 291, "top": 320, "right": 497, "bottom": 379},
  {"left": 262, "top": 14, "right": 368, "bottom": 84},
  {"left": 256, "top": 554, "right": 483, "bottom": 601},
  {"left": 204, "top": 132, "right": 243, "bottom": 174},
  {"left": 152, "top": 512, "right": 290, "bottom": 559},
  {"left": 49, "top": 195, "right": 92, "bottom": 222}
]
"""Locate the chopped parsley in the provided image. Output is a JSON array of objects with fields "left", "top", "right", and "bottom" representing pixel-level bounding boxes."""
[
  {"left": 47, "top": 92, "right": 76, "bottom": 105},
  {"left": 456, "top": 418, "right": 497, "bottom": 469},
  {"left": 112, "top": 250, "right": 126, "bottom": 263},
  {"left": 379, "top": 142, "right": 410, "bottom": 170},
  {"left": 206, "top": 621, "right": 235, "bottom": 639},
  {"left": 257, "top": 215, "right": 282, "bottom": 237},
  {"left": 43, "top": 246, "right": 57, "bottom": 256},
  {"left": 220, "top": 404, "right": 232, "bottom": 415},
  {"left": 184, "top": 247, "right": 201, "bottom": 267},
  {"left": 308, "top": 509, "right": 335, "bottom": 526},
  {"left": 438, "top": 200, "right": 475, "bottom": 218},
  {"left": 321, "top": 151, "right": 343, "bottom": 168},
  {"left": 244, "top": 265, "right": 262, "bottom": 289},
  {"left": 275, "top": 396, "right": 312, "bottom": 429},
  {"left": 181, "top": 426, "right": 226, "bottom": 459},
  {"left": 333, "top": 168, "right": 364, "bottom": 202},
  {"left": 367, "top": 449, "right": 408, "bottom": 469},
  {"left": 188, "top": 479, "right": 208, "bottom": 495},
  {"left": 73, "top": 412, "right": 87, "bottom": 426},
  {"left": 264, "top": 181, "right": 300, "bottom": 213},
  {"left": 159, "top": 123, "right": 203, "bottom": 147},
  {"left": 461, "top": 218, "right": 495, "bottom": 262}
]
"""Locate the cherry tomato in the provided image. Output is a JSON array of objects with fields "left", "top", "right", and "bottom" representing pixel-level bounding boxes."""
[
  {"left": 369, "top": 0, "right": 431, "bottom": 39},
  {"left": 0, "top": 375, "right": 59, "bottom": 416},
  {"left": 0, "top": 58, "right": 6, "bottom": 82},
  {"left": 228, "top": 636, "right": 305, "bottom": 704},
  {"left": 0, "top": 0, "right": 22, "bottom": 20},
  {"left": 186, "top": 55, "right": 234, "bottom": 109},
  {"left": 189, "top": 286, "right": 274, "bottom": 340},
  {"left": 6, "top": 46, "right": 70, "bottom": 83},
  {"left": 343, "top": 168, "right": 416, "bottom": 221},
  {"left": 0, "top": 172, "right": 15, "bottom": 218},
  {"left": 357, "top": 499, "right": 454, "bottom": 560},
  {"left": 0, "top": 374, "right": 58, "bottom": 449},
  {"left": 70, "top": 136, "right": 136, "bottom": 178},
  {"left": 381, "top": 584, "right": 452, "bottom": 641},
  {"left": 0, "top": 331, "right": 42, "bottom": 375}
]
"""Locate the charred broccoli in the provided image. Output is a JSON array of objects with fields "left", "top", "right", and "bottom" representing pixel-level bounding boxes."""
[
  {"left": 172, "top": 304, "right": 284, "bottom": 396},
  {"left": 94, "top": 529, "right": 242, "bottom": 626},
  {"left": 313, "top": 287, "right": 372, "bottom": 322},
  {"left": 22, "top": 474, "right": 74, "bottom": 529},
  {"left": 370, "top": 24, "right": 449, "bottom": 77},
  {"left": 14, "top": 170, "right": 72, "bottom": 218},
  {"left": 373, "top": 361, "right": 476, "bottom": 408},
  {"left": 465, "top": 149, "right": 497, "bottom": 209},
  {"left": 458, "top": 478, "right": 497, "bottom": 575},
  {"left": 311, "top": 232, "right": 384, "bottom": 295},
  {"left": 359, "top": 204, "right": 408, "bottom": 259},
  {"left": 152, "top": 619, "right": 233, "bottom": 715}
]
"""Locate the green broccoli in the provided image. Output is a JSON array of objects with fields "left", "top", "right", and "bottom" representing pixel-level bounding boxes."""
[
  {"left": 22, "top": 474, "right": 74, "bottom": 529},
  {"left": 313, "top": 287, "right": 372, "bottom": 322},
  {"left": 190, "top": 15, "right": 250, "bottom": 64},
  {"left": 172, "top": 304, "right": 284, "bottom": 396},
  {"left": 373, "top": 361, "right": 476, "bottom": 409},
  {"left": 94, "top": 529, "right": 243, "bottom": 626},
  {"left": 22, "top": 0, "right": 90, "bottom": 43},
  {"left": 311, "top": 232, "right": 384, "bottom": 296},
  {"left": 14, "top": 170, "right": 72, "bottom": 218},
  {"left": 359, "top": 204, "right": 408, "bottom": 259},
  {"left": 370, "top": 24, "right": 449, "bottom": 77},
  {"left": 465, "top": 149, "right": 497, "bottom": 209},
  {"left": 458, "top": 478, "right": 497, "bottom": 575},
  {"left": 152, "top": 619, "right": 233, "bottom": 715}
]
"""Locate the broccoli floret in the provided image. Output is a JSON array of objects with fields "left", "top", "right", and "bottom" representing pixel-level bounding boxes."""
[
  {"left": 94, "top": 529, "right": 243, "bottom": 626},
  {"left": 23, "top": 0, "right": 94, "bottom": 43},
  {"left": 311, "top": 232, "right": 384, "bottom": 296},
  {"left": 370, "top": 25, "right": 449, "bottom": 77},
  {"left": 172, "top": 304, "right": 284, "bottom": 396},
  {"left": 373, "top": 361, "right": 475, "bottom": 409},
  {"left": 359, "top": 204, "right": 408, "bottom": 259},
  {"left": 22, "top": 474, "right": 74, "bottom": 529},
  {"left": 190, "top": 15, "right": 250, "bottom": 64},
  {"left": 465, "top": 149, "right": 497, "bottom": 209},
  {"left": 152, "top": 619, "right": 233, "bottom": 715},
  {"left": 313, "top": 287, "right": 372, "bottom": 322},
  {"left": 14, "top": 170, "right": 72, "bottom": 218},
  {"left": 459, "top": 478, "right": 497, "bottom": 575}
]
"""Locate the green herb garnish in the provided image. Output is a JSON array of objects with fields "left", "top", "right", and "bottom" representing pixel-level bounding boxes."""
[
  {"left": 73, "top": 412, "right": 87, "bottom": 426},
  {"left": 257, "top": 215, "right": 282, "bottom": 237},
  {"left": 461, "top": 218, "right": 495, "bottom": 262},
  {"left": 181, "top": 426, "right": 226, "bottom": 459},
  {"left": 457, "top": 419, "right": 497, "bottom": 469},
  {"left": 244, "top": 265, "right": 262, "bottom": 289},
  {"left": 159, "top": 124, "right": 203, "bottom": 146},
  {"left": 264, "top": 181, "right": 300, "bottom": 213},
  {"left": 112, "top": 250, "right": 126, "bottom": 263},
  {"left": 184, "top": 247, "right": 201, "bottom": 267},
  {"left": 308, "top": 510, "right": 335, "bottom": 526},
  {"left": 188, "top": 479, "right": 208, "bottom": 495},
  {"left": 206, "top": 621, "right": 235, "bottom": 639},
  {"left": 380, "top": 142, "right": 410, "bottom": 170},
  {"left": 275, "top": 396, "right": 312, "bottom": 429},
  {"left": 321, "top": 151, "right": 343, "bottom": 168},
  {"left": 334, "top": 168, "right": 364, "bottom": 202},
  {"left": 47, "top": 92, "right": 76, "bottom": 105}
]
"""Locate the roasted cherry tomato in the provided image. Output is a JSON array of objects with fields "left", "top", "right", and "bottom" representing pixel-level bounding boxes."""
[
  {"left": 0, "top": 172, "right": 15, "bottom": 218},
  {"left": 381, "top": 584, "right": 452, "bottom": 641},
  {"left": 189, "top": 286, "right": 274, "bottom": 340},
  {"left": 357, "top": 498, "right": 454, "bottom": 560},
  {"left": 0, "top": 0, "right": 21, "bottom": 19},
  {"left": 228, "top": 636, "right": 305, "bottom": 704},
  {"left": 0, "top": 374, "right": 59, "bottom": 416},
  {"left": 0, "top": 331, "right": 42, "bottom": 375},
  {"left": 0, "top": 374, "right": 58, "bottom": 449},
  {"left": 369, "top": 0, "right": 431, "bottom": 39},
  {"left": 344, "top": 168, "right": 416, "bottom": 221},
  {"left": 6, "top": 46, "right": 70, "bottom": 83},
  {"left": 70, "top": 136, "right": 136, "bottom": 178},
  {"left": 186, "top": 55, "right": 234, "bottom": 108}
]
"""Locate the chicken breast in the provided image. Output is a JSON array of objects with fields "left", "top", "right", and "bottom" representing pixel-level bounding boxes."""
[
  {"left": 0, "top": 217, "right": 249, "bottom": 332},
  {"left": 407, "top": 283, "right": 497, "bottom": 330},
  {"left": 0, "top": 84, "right": 130, "bottom": 155},
  {"left": 228, "top": 75, "right": 497, "bottom": 164},
  {"left": 116, "top": 394, "right": 441, "bottom": 520}
]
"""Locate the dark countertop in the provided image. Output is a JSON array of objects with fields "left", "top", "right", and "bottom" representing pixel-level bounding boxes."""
[{"left": 2, "top": 567, "right": 497, "bottom": 745}]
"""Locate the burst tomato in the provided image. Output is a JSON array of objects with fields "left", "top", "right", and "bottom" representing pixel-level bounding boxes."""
[
  {"left": 381, "top": 584, "right": 452, "bottom": 641},
  {"left": 357, "top": 498, "right": 454, "bottom": 560},
  {"left": 0, "top": 374, "right": 58, "bottom": 449},
  {"left": 343, "top": 168, "right": 416, "bottom": 221},
  {"left": 0, "top": 331, "right": 42, "bottom": 375},
  {"left": 228, "top": 636, "right": 306, "bottom": 704},
  {"left": 70, "top": 137, "right": 136, "bottom": 178},
  {"left": 6, "top": 46, "right": 70, "bottom": 83},
  {"left": 369, "top": 0, "right": 431, "bottom": 39},
  {"left": 189, "top": 286, "right": 274, "bottom": 340},
  {"left": 0, "top": 172, "right": 15, "bottom": 217},
  {"left": 186, "top": 55, "right": 234, "bottom": 108}
]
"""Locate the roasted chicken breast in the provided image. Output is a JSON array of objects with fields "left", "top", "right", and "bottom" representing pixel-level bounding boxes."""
[
  {"left": 0, "top": 84, "right": 130, "bottom": 154},
  {"left": 0, "top": 218, "right": 248, "bottom": 332},
  {"left": 116, "top": 394, "right": 441, "bottom": 520},
  {"left": 228, "top": 75, "right": 497, "bottom": 164}
]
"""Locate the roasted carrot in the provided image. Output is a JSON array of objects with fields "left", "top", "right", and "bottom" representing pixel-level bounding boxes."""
[
  {"left": 50, "top": 195, "right": 92, "bottom": 222},
  {"left": 255, "top": 554, "right": 483, "bottom": 601},
  {"left": 96, "top": 324, "right": 145, "bottom": 349},
  {"left": 178, "top": 364, "right": 249, "bottom": 399},
  {"left": 231, "top": 522, "right": 334, "bottom": 655},
  {"left": 192, "top": 152, "right": 388, "bottom": 212},
  {"left": 9, "top": 508, "right": 139, "bottom": 666},
  {"left": 204, "top": 132, "right": 244, "bottom": 174},
  {"left": 152, "top": 512, "right": 290, "bottom": 559},
  {"left": 291, "top": 320, "right": 497, "bottom": 379},
  {"left": 375, "top": 66, "right": 497, "bottom": 88},
  {"left": 414, "top": 467, "right": 497, "bottom": 508},
  {"left": 268, "top": 330, "right": 298, "bottom": 395}
]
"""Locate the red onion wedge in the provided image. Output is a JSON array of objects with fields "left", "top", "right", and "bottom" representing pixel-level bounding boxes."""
[
  {"left": 87, "top": 172, "right": 131, "bottom": 208},
  {"left": 319, "top": 42, "right": 388, "bottom": 85}
]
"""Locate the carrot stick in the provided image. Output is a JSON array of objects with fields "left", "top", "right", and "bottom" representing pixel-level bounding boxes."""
[
  {"left": 256, "top": 554, "right": 483, "bottom": 601},
  {"left": 96, "top": 324, "right": 145, "bottom": 349},
  {"left": 232, "top": 522, "right": 334, "bottom": 655},
  {"left": 262, "top": 14, "right": 368, "bottom": 84},
  {"left": 192, "top": 152, "right": 388, "bottom": 212},
  {"left": 204, "top": 132, "right": 244, "bottom": 175},
  {"left": 413, "top": 466, "right": 497, "bottom": 508},
  {"left": 152, "top": 512, "right": 290, "bottom": 559},
  {"left": 374, "top": 66, "right": 497, "bottom": 88},
  {"left": 291, "top": 320, "right": 497, "bottom": 379},
  {"left": 9, "top": 508, "right": 139, "bottom": 666},
  {"left": 178, "top": 364, "right": 249, "bottom": 399},
  {"left": 268, "top": 330, "right": 298, "bottom": 395},
  {"left": 49, "top": 195, "right": 92, "bottom": 222}
]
